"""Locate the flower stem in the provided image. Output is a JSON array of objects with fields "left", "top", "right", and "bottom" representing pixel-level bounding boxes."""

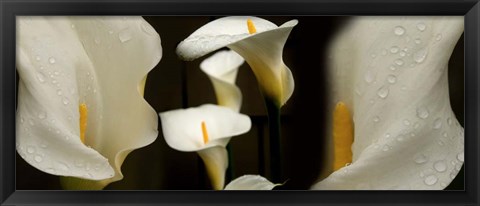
[{"left": 265, "top": 98, "right": 282, "bottom": 183}]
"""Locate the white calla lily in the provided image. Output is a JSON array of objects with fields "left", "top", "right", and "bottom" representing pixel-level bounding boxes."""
[
  {"left": 16, "top": 16, "right": 161, "bottom": 189},
  {"left": 159, "top": 104, "right": 251, "bottom": 189},
  {"left": 200, "top": 49, "right": 244, "bottom": 111},
  {"left": 177, "top": 16, "right": 297, "bottom": 106},
  {"left": 311, "top": 16, "right": 464, "bottom": 190},
  {"left": 225, "top": 175, "right": 278, "bottom": 190},
  {"left": 197, "top": 49, "right": 244, "bottom": 190}
]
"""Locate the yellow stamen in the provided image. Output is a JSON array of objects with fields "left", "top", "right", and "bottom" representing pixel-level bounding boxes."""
[
  {"left": 79, "top": 103, "right": 88, "bottom": 144},
  {"left": 247, "top": 19, "right": 256, "bottom": 34},
  {"left": 333, "top": 102, "right": 353, "bottom": 171},
  {"left": 201, "top": 121, "right": 209, "bottom": 144}
]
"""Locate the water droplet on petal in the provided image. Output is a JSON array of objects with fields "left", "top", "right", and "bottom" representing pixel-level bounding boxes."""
[
  {"left": 435, "top": 34, "right": 443, "bottom": 41},
  {"left": 416, "top": 106, "right": 429, "bottom": 119},
  {"left": 399, "top": 51, "right": 406, "bottom": 57},
  {"left": 364, "top": 70, "right": 375, "bottom": 83},
  {"left": 27, "top": 146, "right": 36, "bottom": 154},
  {"left": 141, "top": 22, "right": 156, "bottom": 35},
  {"left": 385, "top": 133, "right": 391, "bottom": 138},
  {"left": 34, "top": 155, "right": 43, "bottom": 162},
  {"left": 382, "top": 145, "right": 390, "bottom": 152},
  {"left": 394, "top": 26, "right": 406, "bottom": 36},
  {"left": 56, "top": 89, "right": 63, "bottom": 96},
  {"left": 35, "top": 56, "right": 41, "bottom": 61},
  {"left": 442, "top": 132, "right": 448, "bottom": 138},
  {"left": 414, "top": 38, "right": 422, "bottom": 44},
  {"left": 377, "top": 86, "right": 389, "bottom": 99},
  {"left": 414, "top": 154, "right": 428, "bottom": 164},
  {"left": 403, "top": 119, "right": 411, "bottom": 126},
  {"left": 433, "top": 118, "right": 442, "bottom": 129},
  {"left": 416, "top": 22, "right": 426, "bottom": 31},
  {"left": 434, "top": 160, "right": 447, "bottom": 172},
  {"left": 94, "top": 38, "right": 101, "bottom": 45},
  {"left": 390, "top": 46, "right": 400, "bottom": 54},
  {"left": 394, "top": 59, "right": 404, "bottom": 66},
  {"left": 457, "top": 152, "right": 464, "bottom": 162},
  {"left": 62, "top": 97, "right": 70, "bottom": 105},
  {"left": 373, "top": 116, "right": 380, "bottom": 123},
  {"left": 118, "top": 28, "right": 132, "bottom": 43},
  {"left": 48, "top": 57, "right": 56, "bottom": 64},
  {"left": 36, "top": 73, "right": 46, "bottom": 83},
  {"left": 38, "top": 112, "right": 47, "bottom": 119},
  {"left": 424, "top": 175, "right": 438, "bottom": 186},
  {"left": 387, "top": 75, "right": 397, "bottom": 84},
  {"left": 71, "top": 24, "right": 75, "bottom": 29},
  {"left": 447, "top": 118, "right": 452, "bottom": 125},
  {"left": 413, "top": 48, "right": 428, "bottom": 63}
]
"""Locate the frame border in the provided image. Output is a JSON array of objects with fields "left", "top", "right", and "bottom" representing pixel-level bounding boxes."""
[{"left": 1, "top": 0, "right": 479, "bottom": 205}]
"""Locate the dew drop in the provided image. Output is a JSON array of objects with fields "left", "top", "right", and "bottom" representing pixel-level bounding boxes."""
[
  {"left": 394, "top": 26, "right": 406, "bottom": 36},
  {"left": 385, "top": 133, "right": 391, "bottom": 138},
  {"left": 413, "top": 48, "right": 428, "bottom": 63},
  {"left": 371, "top": 53, "right": 377, "bottom": 58},
  {"left": 27, "top": 146, "right": 36, "bottom": 154},
  {"left": 435, "top": 34, "right": 443, "bottom": 41},
  {"left": 414, "top": 154, "right": 428, "bottom": 164},
  {"left": 62, "top": 97, "right": 70, "bottom": 105},
  {"left": 414, "top": 38, "right": 422, "bottom": 44},
  {"left": 457, "top": 152, "right": 464, "bottom": 162},
  {"left": 48, "top": 57, "right": 56, "bottom": 64},
  {"left": 389, "top": 66, "right": 397, "bottom": 71},
  {"left": 390, "top": 46, "right": 400, "bottom": 54},
  {"left": 442, "top": 132, "right": 448, "bottom": 138},
  {"left": 387, "top": 75, "right": 397, "bottom": 84},
  {"left": 434, "top": 160, "right": 447, "bottom": 172},
  {"left": 403, "top": 119, "right": 411, "bottom": 126},
  {"left": 394, "top": 59, "right": 404, "bottom": 66},
  {"left": 364, "top": 70, "right": 375, "bottom": 83},
  {"left": 377, "top": 86, "right": 389, "bottom": 99},
  {"left": 424, "top": 175, "right": 438, "bottom": 186},
  {"left": 118, "top": 28, "right": 133, "bottom": 43},
  {"left": 373, "top": 116, "right": 380, "bottom": 123},
  {"left": 396, "top": 135, "right": 405, "bottom": 142},
  {"left": 34, "top": 155, "right": 43, "bottom": 163},
  {"left": 382, "top": 145, "right": 391, "bottom": 152},
  {"left": 36, "top": 73, "right": 46, "bottom": 83},
  {"left": 28, "top": 119, "right": 35, "bottom": 126},
  {"left": 141, "top": 22, "right": 155, "bottom": 35},
  {"left": 56, "top": 89, "right": 63, "bottom": 96},
  {"left": 433, "top": 118, "right": 442, "bottom": 129},
  {"left": 416, "top": 106, "right": 429, "bottom": 119},
  {"left": 35, "top": 56, "right": 41, "bottom": 61},
  {"left": 38, "top": 112, "right": 47, "bottom": 119},
  {"left": 56, "top": 162, "right": 70, "bottom": 172},
  {"left": 416, "top": 23, "right": 426, "bottom": 31},
  {"left": 447, "top": 118, "right": 452, "bottom": 125}
]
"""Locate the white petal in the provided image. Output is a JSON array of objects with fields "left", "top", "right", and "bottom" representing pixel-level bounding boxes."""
[
  {"left": 200, "top": 50, "right": 244, "bottom": 111},
  {"left": 177, "top": 16, "right": 297, "bottom": 106},
  {"left": 16, "top": 16, "right": 161, "bottom": 183},
  {"left": 159, "top": 104, "right": 251, "bottom": 152},
  {"left": 224, "top": 175, "right": 277, "bottom": 190},
  {"left": 313, "top": 16, "right": 464, "bottom": 190},
  {"left": 197, "top": 146, "right": 228, "bottom": 190}
]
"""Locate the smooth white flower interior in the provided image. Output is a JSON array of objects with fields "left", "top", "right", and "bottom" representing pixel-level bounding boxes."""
[
  {"left": 16, "top": 16, "right": 161, "bottom": 182},
  {"left": 159, "top": 104, "right": 251, "bottom": 152},
  {"left": 224, "top": 175, "right": 277, "bottom": 190},
  {"left": 313, "top": 16, "right": 464, "bottom": 190}
]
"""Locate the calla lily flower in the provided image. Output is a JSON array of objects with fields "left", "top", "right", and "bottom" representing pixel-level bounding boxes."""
[
  {"left": 196, "top": 49, "right": 244, "bottom": 189},
  {"left": 224, "top": 175, "right": 278, "bottom": 190},
  {"left": 16, "top": 16, "right": 161, "bottom": 189},
  {"left": 200, "top": 49, "right": 244, "bottom": 111},
  {"left": 177, "top": 16, "right": 297, "bottom": 107},
  {"left": 311, "top": 17, "right": 464, "bottom": 190},
  {"left": 159, "top": 104, "right": 251, "bottom": 189}
]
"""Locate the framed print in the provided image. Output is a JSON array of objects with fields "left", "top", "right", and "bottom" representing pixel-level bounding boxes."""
[{"left": 1, "top": 0, "right": 479, "bottom": 205}]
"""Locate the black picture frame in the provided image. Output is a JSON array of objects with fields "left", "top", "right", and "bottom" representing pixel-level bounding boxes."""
[{"left": 1, "top": 0, "right": 479, "bottom": 205}]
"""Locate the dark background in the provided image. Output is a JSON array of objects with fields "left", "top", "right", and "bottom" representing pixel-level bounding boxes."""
[{"left": 16, "top": 16, "right": 464, "bottom": 190}]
